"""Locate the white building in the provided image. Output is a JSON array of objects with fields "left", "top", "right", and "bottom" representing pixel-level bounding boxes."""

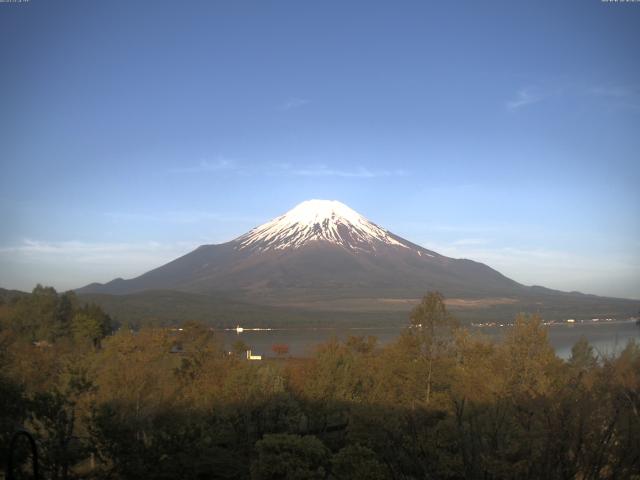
[{"left": 246, "top": 350, "right": 262, "bottom": 360}]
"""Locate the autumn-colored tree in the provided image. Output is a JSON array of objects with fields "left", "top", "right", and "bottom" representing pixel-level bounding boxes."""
[
  {"left": 409, "top": 291, "right": 458, "bottom": 405},
  {"left": 173, "top": 322, "right": 227, "bottom": 406},
  {"left": 272, "top": 343, "right": 290, "bottom": 357},
  {"left": 502, "top": 313, "right": 561, "bottom": 397},
  {"left": 346, "top": 335, "right": 377, "bottom": 354},
  {"left": 301, "top": 338, "right": 371, "bottom": 403},
  {"left": 2, "top": 284, "right": 639, "bottom": 479},
  {"left": 568, "top": 335, "right": 598, "bottom": 373}
]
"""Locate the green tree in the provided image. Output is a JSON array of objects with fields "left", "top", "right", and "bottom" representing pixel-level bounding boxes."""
[
  {"left": 52, "top": 291, "right": 77, "bottom": 340},
  {"left": 29, "top": 391, "right": 90, "bottom": 480},
  {"left": 72, "top": 313, "right": 104, "bottom": 348},
  {"left": 232, "top": 339, "right": 250, "bottom": 356},
  {"left": 6, "top": 285, "right": 58, "bottom": 342},
  {"left": 0, "top": 374, "right": 27, "bottom": 471},
  {"left": 72, "top": 304, "right": 112, "bottom": 348},
  {"left": 31, "top": 285, "right": 60, "bottom": 342},
  {"left": 3, "top": 286, "right": 87, "bottom": 344},
  {"left": 331, "top": 444, "right": 389, "bottom": 480},
  {"left": 251, "top": 433, "right": 330, "bottom": 480}
]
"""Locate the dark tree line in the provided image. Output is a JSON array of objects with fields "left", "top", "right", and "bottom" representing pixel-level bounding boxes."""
[{"left": 1, "top": 289, "right": 639, "bottom": 479}]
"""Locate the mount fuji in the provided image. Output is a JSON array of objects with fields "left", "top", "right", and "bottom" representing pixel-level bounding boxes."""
[
  {"left": 78, "top": 200, "right": 637, "bottom": 323},
  {"left": 79, "top": 200, "right": 522, "bottom": 297}
]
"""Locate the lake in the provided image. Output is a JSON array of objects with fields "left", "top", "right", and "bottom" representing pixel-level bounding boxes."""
[{"left": 221, "top": 320, "right": 640, "bottom": 360}]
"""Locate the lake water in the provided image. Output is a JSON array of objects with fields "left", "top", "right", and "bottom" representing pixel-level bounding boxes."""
[{"left": 221, "top": 321, "right": 640, "bottom": 360}]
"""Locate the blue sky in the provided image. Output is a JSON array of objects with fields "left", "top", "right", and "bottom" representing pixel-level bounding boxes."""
[{"left": 1, "top": 0, "right": 639, "bottom": 298}]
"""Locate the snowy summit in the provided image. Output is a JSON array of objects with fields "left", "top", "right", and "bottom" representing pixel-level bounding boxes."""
[{"left": 236, "top": 199, "right": 411, "bottom": 252}]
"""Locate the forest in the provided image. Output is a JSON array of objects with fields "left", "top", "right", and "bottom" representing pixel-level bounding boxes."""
[{"left": 1, "top": 286, "right": 639, "bottom": 479}]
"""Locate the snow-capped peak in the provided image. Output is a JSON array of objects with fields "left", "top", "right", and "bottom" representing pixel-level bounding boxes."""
[{"left": 235, "top": 199, "right": 411, "bottom": 252}]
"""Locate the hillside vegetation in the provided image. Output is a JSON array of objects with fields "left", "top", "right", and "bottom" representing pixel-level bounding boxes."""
[
  {"left": 76, "top": 288, "right": 639, "bottom": 328},
  {"left": 1, "top": 287, "right": 639, "bottom": 479}
]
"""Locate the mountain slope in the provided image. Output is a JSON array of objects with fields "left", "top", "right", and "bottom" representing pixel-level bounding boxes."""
[
  {"left": 78, "top": 200, "right": 525, "bottom": 300},
  {"left": 76, "top": 199, "right": 638, "bottom": 322}
]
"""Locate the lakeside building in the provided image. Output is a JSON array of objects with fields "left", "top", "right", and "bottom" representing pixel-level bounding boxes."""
[{"left": 246, "top": 350, "right": 262, "bottom": 361}]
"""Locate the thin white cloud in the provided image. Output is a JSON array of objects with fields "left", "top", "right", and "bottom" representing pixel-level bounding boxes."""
[
  {"left": 507, "top": 87, "right": 546, "bottom": 110},
  {"left": 586, "top": 84, "right": 640, "bottom": 110},
  {"left": 168, "top": 157, "right": 236, "bottom": 174},
  {"left": 280, "top": 97, "right": 310, "bottom": 110},
  {"left": 507, "top": 81, "right": 640, "bottom": 112},
  {"left": 104, "top": 211, "right": 259, "bottom": 225},
  {"left": 277, "top": 164, "right": 407, "bottom": 178},
  {"left": 0, "top": 239, "right": 200, "bottom": 291},
  {"left": 168, "top": 159, "right": 407, "bottom": 179},
  {"left": 588, "top": 85, "right": 635, "bottom": 98},
  {"left": 395, "top": 221, "right": 520, "bottom": 235},
  {"left": 418, "top": 240, "right": 640, "bottom": 299},
  {"left": 452, "top": 238, "right": 490, "bottom": 246},
  {"left": 0, "top": 239, "right": 197, "bottom": 263}
]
